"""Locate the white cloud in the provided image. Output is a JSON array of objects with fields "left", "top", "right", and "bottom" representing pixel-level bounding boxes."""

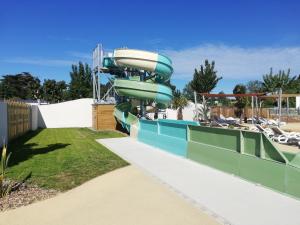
[
  {"left": 2, "top": 51, "right": 92, "bottom": 67},
  {"left": 162, "top": 44, "right": 300, "bottom": 80},
  {"left": 2, "top": 58, "right": 76, "bottom": 67}
]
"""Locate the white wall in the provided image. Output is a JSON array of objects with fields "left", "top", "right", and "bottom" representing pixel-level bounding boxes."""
[
  {"left": 166, "top": 102, "right": 197, "bottom": 121},
  {"left": 31, "top": 105, "right": 38, "bottom": 130},
  {"left": 37, "top": 98, "right": 93, "bottom": 128}
]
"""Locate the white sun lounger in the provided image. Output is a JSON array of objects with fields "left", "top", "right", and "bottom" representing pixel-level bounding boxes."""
[
  {"left": 271, "top": 127, "right": 300, "bottom": 144},
  {"left": 255, "top": 124, "right": 274, "bottom": 138}
]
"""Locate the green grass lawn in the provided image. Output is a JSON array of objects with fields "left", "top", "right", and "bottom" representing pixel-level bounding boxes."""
[{"left": 7, "top": 128, "right": 128, "bottom": 191}]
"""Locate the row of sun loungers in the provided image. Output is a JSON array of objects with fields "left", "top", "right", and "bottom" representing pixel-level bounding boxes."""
[
  {"left": 253, "top": 124, "right": 300, "bottom": 147},
  {"left": 214, "top": 115, "right": 287, "bottom": 127},
  {"left": 211, "top": 115, "right": 239, "bottom": 127},
  {"left": 247, "top": 117, "right": 287, "bottom": 126}
]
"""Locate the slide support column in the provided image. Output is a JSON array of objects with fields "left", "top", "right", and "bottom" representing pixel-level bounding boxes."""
[{"left": 140, "top": 71, "right": 146, "bottom": 118}]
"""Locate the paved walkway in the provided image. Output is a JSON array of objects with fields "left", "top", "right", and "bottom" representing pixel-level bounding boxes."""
[
  {"left": 0, "top": 165, "right": 218, "bottom": 225},
  {"left": 98, "top": 137, "right": 300, "bottom": 225}
]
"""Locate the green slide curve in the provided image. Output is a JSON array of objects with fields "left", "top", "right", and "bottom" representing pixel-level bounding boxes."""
[{"left": 102, "top": 48, "right": 174, "bottom": 131}]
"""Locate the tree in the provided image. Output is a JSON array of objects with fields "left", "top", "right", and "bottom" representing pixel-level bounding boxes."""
[
  {"left": 172, "top": 89, "right": 188, "bottom": 120},
  {"left": 262, "top": 68, "right": 296, "bottom": 93},
  {"left": 182, "top": 82, "right": 194, "bottom": 101},
  {"left": 0, "top": 72, "right": 41, "bottom": 100},
  {"left": 246, "top": 80, "right": 264, "bottom": 93},
  {"left": 0, "top": 80, "right": 4, "bottom": 100},
  {"left": 190, "top": 60, "right": 222, "bottom": 94},
  {"left": 288, "top": 74, "right": 300, "bottom": 94},
  {"left": 42, "top": 79, "right": 67, "bottom": 103},
  {"left": 233, "top": 84, "right": 247, "bottom": 121},
  {"left": 165, "top": 80, "right": 176, "bottom": 95},
  {"left": 217, "top": 91, "right": 230, "bottom": 106},
  {"left": 69, "top": 62, "right": 92, "bottom": 99},
  {"left": 56, "top": 81, "right": 68, "bottom": 102},
  {"left": 42, "top": 79, "right": 56, "bottom": 103}
]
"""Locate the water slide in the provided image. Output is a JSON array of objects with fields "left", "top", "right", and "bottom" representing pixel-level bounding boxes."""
[
  {"left": 102, "top": 49, "right": 174, "bottom": 131},
  {"left": 100, "top": 47, "right": 300, "bottom": 201}
]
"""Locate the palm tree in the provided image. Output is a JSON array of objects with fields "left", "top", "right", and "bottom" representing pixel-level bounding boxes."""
[{"left": 172, "top": 90, "right": 188, "bottom": 120}]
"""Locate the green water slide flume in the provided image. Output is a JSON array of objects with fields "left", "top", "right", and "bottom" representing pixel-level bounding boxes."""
[{"left": 103, "top": 48, "right": 173, "bottom": 131}]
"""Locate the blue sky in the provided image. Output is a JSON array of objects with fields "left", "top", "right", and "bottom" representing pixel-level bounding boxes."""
[{"left": 1, "top": 0, "right": 300, "bottom": 93}]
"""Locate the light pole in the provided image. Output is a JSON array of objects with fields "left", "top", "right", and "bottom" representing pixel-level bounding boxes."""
[{"left": 278, "top": 88, "right": 282, "bottom": 127}]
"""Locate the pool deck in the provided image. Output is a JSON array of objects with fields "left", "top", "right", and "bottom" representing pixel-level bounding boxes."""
[{"left": 98, "top": 137, "right": 300, "bottom": 225}]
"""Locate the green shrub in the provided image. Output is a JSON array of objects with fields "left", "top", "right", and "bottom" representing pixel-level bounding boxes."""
[{"left": 0, "top": 145, "right": 13, "bottom": 197}]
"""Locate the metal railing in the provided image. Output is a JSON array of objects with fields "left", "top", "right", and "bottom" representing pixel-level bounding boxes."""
[{"left": 269, "top": 108, "right": 300, "bottom": 116}]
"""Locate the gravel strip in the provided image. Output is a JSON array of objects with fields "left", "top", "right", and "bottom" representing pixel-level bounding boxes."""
[{"left": 0, "top": 183, "right": 59, "bottom": 211}]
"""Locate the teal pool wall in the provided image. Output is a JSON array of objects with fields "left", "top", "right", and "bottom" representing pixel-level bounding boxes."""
[
  {"left": 137, "top": 119, "right": 300, "bottom": 199},
  {"left": 137, "top": 119, "right": 198, "bottom": 156}
]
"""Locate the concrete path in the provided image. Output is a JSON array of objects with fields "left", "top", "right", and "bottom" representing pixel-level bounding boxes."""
[
  {"left": 0, "top": 165, "right": 219, "bottom": 225},
  {"left": 98, "top": 137, "right": 300, "bottom": 225}
]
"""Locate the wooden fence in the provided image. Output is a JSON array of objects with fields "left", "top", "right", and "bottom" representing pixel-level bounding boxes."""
[
  {"left": 6, "top": 101, "right": 31, "bottom": 140},
  {"left": 211, "top": 106, "right": 269, "bottom": 118}
]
